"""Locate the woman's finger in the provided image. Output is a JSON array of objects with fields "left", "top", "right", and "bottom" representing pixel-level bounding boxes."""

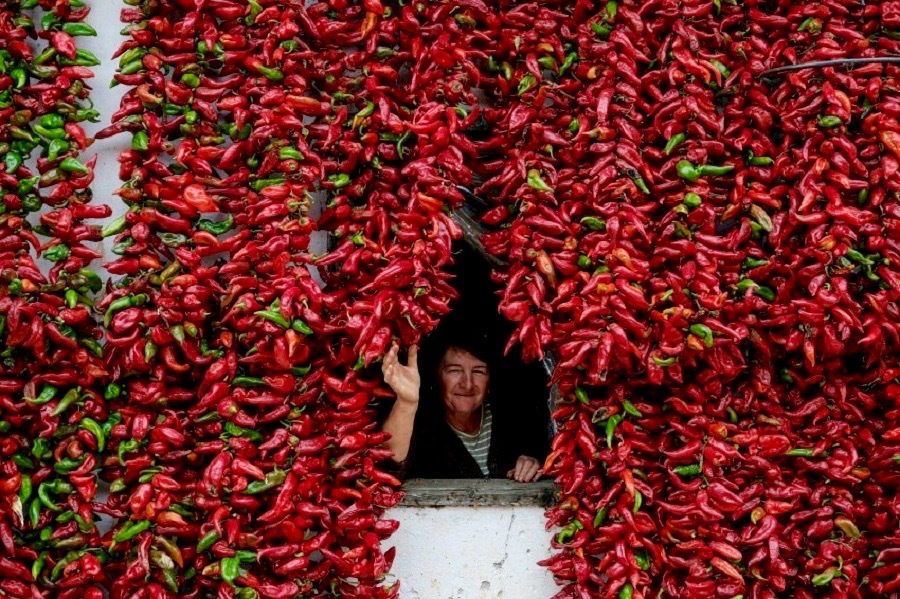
[
  {"left": 517, "top": 459, "right": 532, "bottom": 482},
  {"left": 407, "top": 344, "right": 418, "bottom": 369}
]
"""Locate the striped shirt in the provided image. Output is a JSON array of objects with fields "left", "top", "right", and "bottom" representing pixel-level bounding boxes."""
[{"left": 450, "top": 408, "right": 493, "bottom": 476}]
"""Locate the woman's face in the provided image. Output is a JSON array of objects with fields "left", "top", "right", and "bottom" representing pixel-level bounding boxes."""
[{"left": 439, "top": 347, "right": 489, "bottom": 417}]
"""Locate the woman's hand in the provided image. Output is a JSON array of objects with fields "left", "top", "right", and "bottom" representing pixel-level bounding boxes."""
[
  {"left": 507, "top": 455, "right": 542, "bottom": 483},
  {"left": 382, "top": 343, "right": 420, "bottom": 406}
]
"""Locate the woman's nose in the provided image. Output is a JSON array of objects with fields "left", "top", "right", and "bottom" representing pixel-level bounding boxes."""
[{"left": 459, "top": 373, "right": 475, "bottom": 390}]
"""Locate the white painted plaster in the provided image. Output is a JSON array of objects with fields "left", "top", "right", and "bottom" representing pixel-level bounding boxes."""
[{"left": 385, "top": 506, "right": 560, "bottom": 598}]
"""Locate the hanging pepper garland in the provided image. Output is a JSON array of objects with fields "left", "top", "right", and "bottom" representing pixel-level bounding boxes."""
[
  {"left": 0, "top": 0, "right": 110, "bottom": 597},
  {"left": 1, "top": 0, "right": 899, "bottom": 597}
]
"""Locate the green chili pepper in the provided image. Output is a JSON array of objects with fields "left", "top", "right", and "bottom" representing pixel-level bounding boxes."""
[
  {"left": 109, "top": 478, "right": 126, "bottom": 493},
  {"left": 246, "top": 0, "right": 263, "bottom": 24},
  {"left": 622, "top": 400, "right": 642, "bottom": 418},
  {"left": 556, "top": 520, "right": 583, "bottom": 544},
  {"left": 664, "top": 132, "right": 685, "bottom": 155},
  {"left": 31, "top": 551, "right": 47, "bottom": 580},
  {"left": 104, "top": 293, "right": 148, "bottom": 328},
  {"left": 58, "top": 157, "right": 90, "bottom": 175},
  {"left": 606, "top": 0, "right": 618, "bottom": 19},
  {"left": 54, "top": 455, "right": 85, "bottom": 475},
  {"left": 27, "top": 385, "right": 58, "bottom": 405},
  {"left": 575, "top": 387, "right": 589, "bottom": 405},
  {"left": 232, "top": 376, "right": 266, "bottom": 387},
  {"left": 62, "top": 21, "right": 97, "bottom": 36},
  {"left": 743, "top": 257, "right": 768, "bottom": 269},
  {"left": 12, "top": 453, "right": 34, "bottom": 470},
  {"left": 591, "top": 21, "right": 611, "bottom": 37},
  {"left": 652, "top": 355, "right": 677, "bottom": 366},
  {"left": 577, "top": 255, "right": 592, "bottom": 269},
  {"left": 748, "top": 154, "right": 774, "bottom": 166},
  {"left": 817, "top": 115, "right": 843, "bottom": 129},
  {"left": 43, "top": 244, "right": 70, "bottom": 262},
  {"left": 559, "top": 52, "right": 578, "bottom": 76},
  {"left": 634, "top": 550, "right": 651, "bottom": 571},
  {"left": 80, "top": 338, "right": 102, "bottom": 358},
  {"left": 4, "top": 151, "right": 22, "bottom": 173},
  {"left": 526, "top": 169, "right": 553, "bottom": 192},
  {"left": 144, "top": 340, "right": 157, "bottom": 362},
  {"left": 785, "top": 448, "right": 815, "bottom": 457},
  {"left": 254, "top": 309, "right": 290, "bottom": 329},
  {"left": 619, "top": 583, "right": 634, "bottom": 599},
  {"left": 353, "top": 101, "right": 375, "bottom": 121},
  {"left": 221, "top": 556, "right": 241, "bottom": 586},
  {"left": 683, "top": 192, "right": 702, "bottom": 208},
  {"left": 593, "top": 506, "right": 609, "bottom": 528},
  {"left": 676, "top": 160, "right": 701, "bottom": 182},
  {"left": 50, "top": 387, "right": 81, "bottom": 417},
  {"left": 46, "top": 138, "right": 70, "bottom": 161},
  {"left": 29, "top": 498, "right": 41, "bottom": 528},
  {"left": 79, "top": 417, "right": 105, "bottom": 452},
  {"left": 32, "top": 438, "right": 50, "bottom": 461},
  {"left": 243, "top": 469, "right": 286, "bottom": 495},
  {"left": 606, "top": 414, "right": 623, "bottom": 448},
  {"left": 798, "top": 16, "right": 823, "bottom": 33},
  {"left": 812, "top": 566, "right": 840, "bottom": 586},
  {"left": 256, "top": 64, "right": 283, "bottom": 81},
  {"left": 33, "top": 124, "right": 67, "bottom": 140},
  {"left": 113, "top": 520, "right": 150, "bottom": 543},
  {"left": 40, "top": 113, "right": 65, "bottom": 129},
  {"left": 278, "top": 147, "right": 304, "bottom": 161},
  {"left": 291, "top": 319, "right": 314, "bottom": 335},
  {"left": 197, "top": 529, "right": 220, "bottom": 552},
  {"left": 130, "top": 130, "right": 150, "bottom": 151},
  {"left": 700, "top": 163, "right": 734, "bottom": 176},
  {"left": 517, "top": 73, "right": 536, "bottom": 95},
  {"left": 726, "top": 407, "right": 738, "bottom": 423},
  {"left": 0, "top": 420, "right": 9, "bottom": 434},
  {"left": 38, "top": 482, "right": 62, "bottom": 511},
  {"left": 709, "top": 59, "right": 730, "bottom": 78},
  {"left": 104, "top": 383, "right": 122, "bottom": 400},
  {"left": 18, "top": 474, "right": 32, "bottom": 504},
  {"left": 73, "top": 107, "right": 100, "bottom": 123},
  {"left": 181, "top": 73, "right": 200, "bottom": 89},
  {"left": 633, "top": 489, "right": 642, "bottom": 513},
  {"left": 327, "top": 173, "right": 351, "bottom": 188},
  {"left": 689, "top": 323, "right": 714, "bottom": 348},
  {"left": 632, "top": 176, "right": 650, "bottom": 194},
  {"left": 19, "top": 176, "right": 40, "bottom": 197},
  {"left": 673, "top": 463, "right": 702, "bottom": 476},
  {"left": 101, "top": 214, "right": 128, "bottom": 238},
  {"left": 224, "top": 422, "right": 263, "bottom": 442},
  {"left": 538, "top": 56, "right": 557, "bottom": 70},
  {"left": 567, "top": 117, "right": 580, "bottom": 134}
]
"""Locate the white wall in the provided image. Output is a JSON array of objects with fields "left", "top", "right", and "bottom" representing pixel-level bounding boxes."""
[{"left": 386, "top": 505, "right": 560, "bottom": 599}]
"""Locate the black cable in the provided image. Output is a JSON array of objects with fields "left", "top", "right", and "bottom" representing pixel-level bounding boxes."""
[{"left": 760, "top": 56, "right": 900, "bottom": 77}]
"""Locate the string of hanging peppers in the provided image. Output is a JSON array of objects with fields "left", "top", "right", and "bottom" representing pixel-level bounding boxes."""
[
  {"left": 0, "top": 0, "right": 109, "bottom": 596},
  {"left": 1, "top": 0, "right": 899, "bottom": 597}
]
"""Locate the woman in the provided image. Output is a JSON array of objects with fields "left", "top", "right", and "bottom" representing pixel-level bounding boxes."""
[{"left": 380, "top": 337, "right": 545, "bottom": 482}]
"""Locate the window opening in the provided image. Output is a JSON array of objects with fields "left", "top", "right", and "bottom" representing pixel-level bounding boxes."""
[{"left": 378, "top": 241, "right": 552, "bottom": 484}]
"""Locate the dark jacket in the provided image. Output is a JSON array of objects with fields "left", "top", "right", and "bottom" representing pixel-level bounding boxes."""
[{"left": 394, "top": 400, "right": 548, "bottom": 479}]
